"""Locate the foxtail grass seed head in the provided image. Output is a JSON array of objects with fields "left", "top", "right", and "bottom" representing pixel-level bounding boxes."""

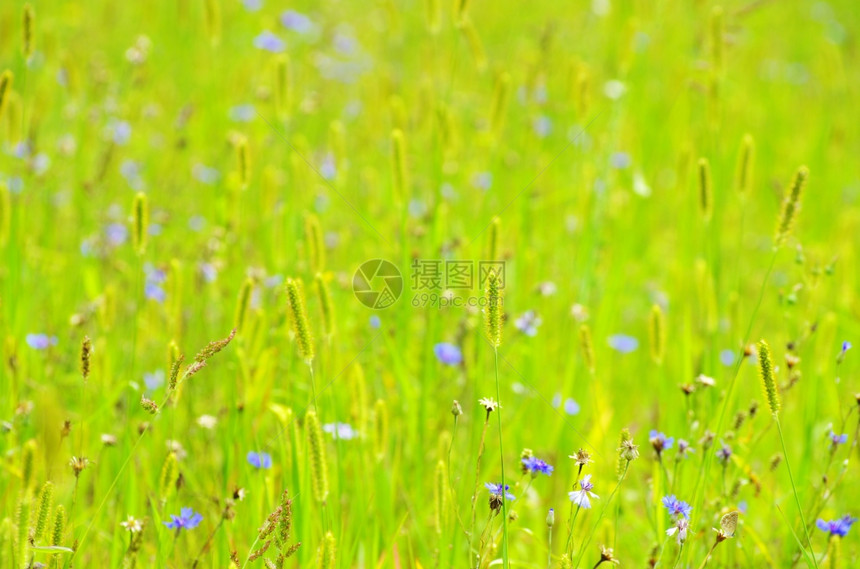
[
  {"left": 483, "top": 271, "right": 502, "bottom": 348},
  {"left": 649, "top": 304, "right": 665, "bottom": 365},
  {"left": 0, "top": 71, "right": 12, "bottom": 119},
  {"left": 317, "top": 531, "right": 336, "bottom": 569},
  {"left": 22, "top": 439, "right": 36, "bottom": 490},
  {"left": 698, "top": 157, "right": 712, "bottom": 223},
  {"left": 735, "top": 133, "right": 755, "bottom": 194},
  {"left": 487, "top": 216, "right": 500, "bottom": 260},
  {"left": 710, "top": 6, "right": 723, "bottom": 72},
  {"left": 81, "top": 335, "right": 92, "bottom": 380},
  {"left": 132, "top": 192, "right": 148, "bottom": 256},
  {"left": 490, "top": 71, "right": 511, "bottom": 134},
  {"left": 23, "top": 4, "right": 34, "bottom": 61},
  {"left": 374, "top": 399, "right": 389, "bottom": 460},
  {"left": 0, "top": 181, "right": 10, "bottom": 247},
  {"left": 305, "top": 409, "right": 329, "bottom": 503},
  {"left": 285, "top": 278, "right": 314, "bottom": 363},
  {"left": 204, "top": 0, "right": 221, "bottom": 46},
  {"left": 580, "top": 324, "right": 595, "bottom": 373},
  {"left": 459, "top": 16, "right": 487, "bottom": 71},
  {"left": 236, "top": 136, "right": 250, "bottom": 189},
  {"left": 314, "top": 273, "right": 334, "bottom": 339},
  {"left": 51, "top": 505, "right": 65, "bottom": 546},
  {"left": 304, "top": 213, "right": 325, "bottom": 274},
  {"left": 454, "top": 0, "right": 471, "bottom": 24},
  {"left": 159, "top": 452, "right": 178, "bottom": 502},
  {"left": 434, "top": 460, "right": 447, "bottom": 534},
  {"left": 274, "top": 54, "right": 291, "bottom": 120},
  {"left": 757, "top": 339, "right": 781, "bottom": 416},
  {"left": 17, "top": 496, "right": 30, "bottom": 562},
  {"left": 390, "top": 129, "right": 408, "bottom": 203},
  {"left": 234, "top": 277, "right": 253, "bottom": 331},
  {"left": 141, "top": 394, "right": 159, "bottom": 414},
  {"left": 34, "top": 481, "right": 53, "bottom": 540},
  {"left": 425, "top": 0, "right": 440, "bottom": 33},
  {"left": 774, "top": 166, "right": 809, "bottom": 248}
]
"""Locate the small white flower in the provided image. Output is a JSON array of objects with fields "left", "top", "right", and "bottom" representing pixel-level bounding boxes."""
[
  {"left": 120, "top": 516, "right": 143, "bottom": 533},
  {"left": 197, "top": 415, "right": 217, "bottom": 430}
]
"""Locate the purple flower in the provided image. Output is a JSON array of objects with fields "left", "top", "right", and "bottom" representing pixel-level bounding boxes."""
[
  {"left": 200, "top": 262, "right": 218, "bottom": 283},
  {"left": 563, "top": 398, "right": 580, "bottom": 416},
  {"left": 192, "top": 164, "right": 219, "bottom": 185},
  {"left": 568, "top": 474, "right": 598, "bottom": 509},
  {"left": 533, "top": 115, "right": 553, "bottom": 138},
  {"left": 514, "top": 310, "right": 542, "bottom": 337},
  {"left": 719, "top": 349, "right": 736, "bottom": 366},
  {"left": 105, "top": 223, "right": 128, "bottom": 246},
  {"left": 485, "top": 482, "right": 515, "bottom": 501},
  {"left": 319, "top": 154, "right": 337, "bottom": 180},
  {"left": 676, "top": 439, "right": 695, "bottom": 459},
  {"left": 472, "top": 172, "right": 493, "bottom": 190},
  {"left": 666, "top": 517, "right": 689, "bottom": 544},
  {"left": 229, "top": 104, "right": 256, "bottom": 122},
  {"left": 522, "top": 456, "right": 554, "bottom": 477},
  {"left": 108, "top": 120, "right": 132, "bottom": 145},
  {"left": 434, "top": 342, "right": 462, "bottom": 366},
  {"left": 649, "top": 430, "right": 675, "bottom": 455},
  {"left": 242, "top": 0, "right": 263, "bottom": 12},
  {"left": 163, "top": 507, "right": 202, "bottom": 531},
  {"left": 816, "top": 515, "right": 857, "bottom": 538},
  {"left": 247, "top": 451, "right": 272, "bottom": 469},
  {"left": 662, "top": 495, "right": 693, "bottom": 519},
  {"left": 253, "top": 31, "right": 286, "bottom": 53},
  {"left": 716, "top": 443, "right": 732, "bottom": 464},
  {"left": 280, "top": 10, "right": 314, "bottom": 34},
  {"left": 369, "top": 315, "right": 381, "bottom": 329},
  {"left": 144, "top": 370, "right": 165, "bottom": 390},
  {"left": 26, "top": 334, "right": 58, "bottom": 350},
  {"left": 608, "top": 334, "right": 638, "bottom": 353},
  {"left": 838, "top": 341, "right": 851, "bottom": 364},
  {"left": 610, "top": 151, "right": 631, "bottom": 169},
  {"left": 144, "top": 282, "right": 166, "bottom": 303},
  {"left": 829, "top": 430, "right": 848, "bottom": 447}
]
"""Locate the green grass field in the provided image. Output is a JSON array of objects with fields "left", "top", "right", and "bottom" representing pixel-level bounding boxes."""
[{"left": 1, "top": 0, "right": 859, "bottom": 567}]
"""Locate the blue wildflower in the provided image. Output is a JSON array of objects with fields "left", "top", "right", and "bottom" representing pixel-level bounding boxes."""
[
  {"left": 675, "top": 439, "right": 695, "bottom": 459},
  {"left": 485, "top": 482, "right": 515, "bottom": 501},
  {"left": 829, "top": 430, "right": 848, "bottom": 447},
  {"left": 323, "top": 422, "right": 358, "bottom": 441},
  {"left": 568, "top": 474, "right": 598, "bottom": 509},
  {"left": 563, "top": 398, "right": 580, "bottom": 416},
  {"left": 26, "top": 334, "right": 58, "bottom": 350},
  {"left": 242, "top": 0, "right": 263, "bottom": 12},
  {"left": 253, "top": 31, "right": 286, "bottom": 53},
  {"left": 719, "top": 349, "right": 736, "bottom": 366},
  {"left": 649, "top": 430, "right": 675, "bottom": 456},
  {"left": 247, "top": 451, "right": 272, "bottom": 469},
  {"left": 229, "top": 104, "right": 256, "bottom": 122},
  {"left": 144, "top": 281, "right": 166, "bottom": 303},
  {"left": 472, "top": 172, "right": 493, "bottom": 190},
  {"left": 434, "top": 342, "right": 462, "bottom": 366},
  {"left": 514, "top": 310, "right": 542, "bottom": 337},
  {"left": 816, "top": 515, "right": 858, "bottom": 538},
  {"left": 838, "top": 341, "right": 851, "bottom": 364},
  {"left": 280, "top": 10, "right": 314, "bottom": 34},
  {"left": 608, "top": 334, "right": 638, "bottom": 353},
  {"left": 662, "top": 495, "right": 693, "bottom": 519},
  {"left": 610, "top": 151, "right": 631, "bottom": 169},
  {"left": 533, "top": 115, "right": 552, "bottom": 138},
  {"left": 105, "top": 223, "right": 128, "bottom": 246},
  {"left": 369, "top": 315, "right": 381, "bottom": 329},
  {"left": 163, "top": 507, "right": 203, "bottom": 531},
  {"left": 144, "top": 370, "right": 165, "bottom": 390},
  {"left": 522, "top": 456, "right": 554, "bottom": 477},
  {"left": 716, "top": 443, "right": 732, "bottom": 464}
]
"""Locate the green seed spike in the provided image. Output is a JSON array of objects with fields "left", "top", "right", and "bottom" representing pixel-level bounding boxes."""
[
  {"left": 458, "top": 17, "right": 487, "bottom": 72},
  {"left": 81, "top": 335, "right": 92, "bottom": 380},
  {"left": 710, "top": 6, "right": 724, "bottom": 73},
  {"left": 487, "top": 216, "right": 500, "bottom": 261},
  {"left": 158, "top": 452, "right": 178, "bottom": 503},
  {"left": 649, "top": 304, "right": 665, "bottom": 365},
  {"left": 390, "top": 129, "right": 408, "bottom": 204},
  {"left": 22, "top": 440, "right": 36, "bottom": 491},
  {"left": 204, "top": 0, "right": 221, "bottom": 46},
  {"left": 132, "top": 192, "right": 148, "bottom": 256},
  {"left": 34, "top": 481, "right": 53, "bottom": 540},
  {"left": 22, "top": 4, "right": 34, "bottom": 61},
  {"left": 374, "top": 399, "right": 389, "bottom": 460},
  {"left": 484, "top": 271, "right": 503, "bottom": 348},
  {"left": 580, "top": 324, "right": 595, "bottom": 374},
  {"left": 285, "top": 277, "right": 314, "bottom": 363},
  {"left": 489, "top": 71, "right": 511, "bottom": 134},
  {"left": 314, "top": 273, "right": 334, "bottom": 340},
  {"left": 304, "top": 213, "right": 325, "bottom": 274},
  {"left": 51, "top": 505, "right": 64, "bottom": 546},
  {"left": 0, "top": 181, "right": 10, "bottom": 247},
  {"left": 434, "top": 460, "right": 447, "bottom": 534},
  {"left": 0, "top": 71, "right": 12, "bottom": 119},
  {"left": 697, "top": 157, "right": 712, "bottom": 224},
  {"left": 274, "top": 54, "right": 291, "bottom": 120},
  {"left": 757, "top": 339, "right": 781, "bottom": 416},
  {"left": 774, "top": 166, "right": 809, "bottom": 248},
  {"left": 735, "top": 133, "right": 755, "bottom": 194},
  {"left": 317, "top": 531, "right": 336, "bottom": 569},
  {"left": 234, "top": 277, "right": 253, "bottom": 332},
  {"left": 305, "top": 409, "right": 329, "bottom": 504},
  {"left": 17, "top": 495, "right": 30, "bottom": 567},
  {"left": 425, "top": 0, "right": 440, "bottom": 34},
  {"left": 236, "top": 136, "right": 250, "bottom": 189}
]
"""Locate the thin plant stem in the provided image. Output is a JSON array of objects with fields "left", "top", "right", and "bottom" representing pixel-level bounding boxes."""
[
  {"left": 775, "top": 416, "right": 819, "bottom": 569},
  {"left": 574, "top": 462, "right": 630, "bottom": 568},
  {"left": 493, "top": 347, "right": 510, "bottom": 569}
]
